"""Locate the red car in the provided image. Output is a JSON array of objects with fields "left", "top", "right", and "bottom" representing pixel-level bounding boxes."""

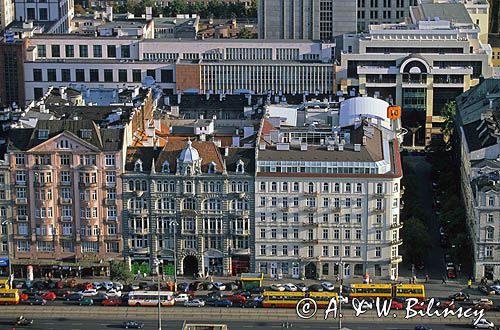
[
  {"left": 81, "top": 282, "right": 93, "bottom": 290},
  {"left": 41, "top": 292, "right": 57, "bottom": 301},
  {"left": 391, "top": 300, "right": 403, "bottom": 310},
  {"left": 438, "top": 300, "right": 456, "bottom": 310},
  {"left": 102, "top": 298, "right": 122, "bottom": 306},
  {"left": 19, "top": 293, "right": 28, "bottom": 301},
  {"left": 228, "top": 294, "right": 247, "bottom": 304}
]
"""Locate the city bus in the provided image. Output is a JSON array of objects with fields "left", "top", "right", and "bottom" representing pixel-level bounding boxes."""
[
  {"left": 348, "top": 284, "right": 425, "bottom": 301},
  {"left": 262, "top": 291, "right": 338, "bottom": 308},
  {"left": 0, "top": 289, "right": 20, "bottom": 305},
  {"left": 0, "top": 278, "right": 10, "bottom": 290},
  {"left": 128, "top": 291, "right": 175, "bottom": 307}
]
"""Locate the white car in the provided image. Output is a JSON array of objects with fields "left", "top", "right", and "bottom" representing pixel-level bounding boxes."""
[
  {"left": 284, "top": 283, "right": 298, "bottom": 292},
  {"left": 321, "top": 282, "right": 335, "bottom": 291},
  {"left": 472, "top": 298, "right": 493, "bottom": 305},
  {"left": 472, "top": 319, "right": 495, "bottom": 329},
  {"left": 270, "top": 284, "right": 285, "bottom": 292},
  {"left": 213, "top": 282, "right": 226, "bottom": 291},
  {"left": 113, "top": 282, "right": 124, "bottom": 291},
  {"left": 175, "top": 293, "right": 190, "bottom": 303},
  {"left": 80, "top": 289, "right": 98, "bottom": 297},
  {"left": 107, "top": 289, "right": 122, "bottom": 297},
  {"left": 101, "top": 282, "right": 114, "bottom": 291},
  {"left": 184, "top": 299, "right": 205, "bottom": 307}
]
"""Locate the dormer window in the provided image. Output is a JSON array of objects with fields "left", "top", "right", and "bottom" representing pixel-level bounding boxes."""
[
  {"left": 162, "top": 161, "right": 170, "bottom": 173},
  {"left": 186, "top": 166, "right": 192, "bottom": 176},
  {"left": 208, "top": 162, "right": 217, "bottom": 174},
  {"left": 80, "top": 129, "right": 92, "bottom": 139},
  {"left": 58, "top": 139, "right": 72, "bottom": 149},
  {"left": 236, "top": 160, "right": 244, "bottom": 173},
  {"left": 134, "top": 159, "right": 143, "bottom": 172},
  {"left": 38, "top": 129, "right": 49, "bottom": 140}
]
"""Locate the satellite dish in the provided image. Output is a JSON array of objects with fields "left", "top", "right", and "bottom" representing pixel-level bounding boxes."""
[{"left": 142, "top": 76, "right": 155, "bottom": 87}]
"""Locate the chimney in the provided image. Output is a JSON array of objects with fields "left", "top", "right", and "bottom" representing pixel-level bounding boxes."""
[
  {"left": 489, "top": 99, "right": 493, "bottom": 110},
  {"left": 145, "top": 7, "right": 153, "bottom": 21},
  {"left": 106, "top": 6, "right": 113, "bottom": 22},
  {"left": 224, "top": 147, "right": 229, "bottom": 157}
]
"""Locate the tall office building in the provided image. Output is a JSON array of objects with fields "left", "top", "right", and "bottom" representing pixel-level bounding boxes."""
[
  {"left": 0, "top": 0, "right": 14, "bottom": 29},
  {"left": 258, "top": 0, "right": 357, "bottom": 40}
]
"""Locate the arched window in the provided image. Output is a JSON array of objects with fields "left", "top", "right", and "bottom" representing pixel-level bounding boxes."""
[
  {"left": 231, "top": 199, "right": 248, "bottom": 210},
  {"left": 393, "top": 183, "right": 399, "bottom": 192},
  {"left": 183, "top": 198, "right": 196, "bottom": 210},
  {"left": 334, "top": 183, "right": 340, "bottom": 192},
  {"left": 260, "top": 182, "right": 266, "bottom": 191},
  {"left": 186, "top": 166, "right": 192, "bottom": 176},
  {"left": 208, "top": 162, "right": 217, "bottom": 174},
  {"left": 271, "top": 182, "right": 277, "bottom": 191},
  {"left": 243, "top": 182, "right": 249, "bottom": 192},
  {"left": 236, "top": 160, "right": 244, "bottom": 173},
  {"left": 323, "top": 183, "right": 329, "bottom": 192},
  {"left": 356, "top": 183, "right": 362, "bottom": 193},
  {"left": 486, "top": 227, "right": 494, "bottom": 240},
  {"left": 231, "top": 181, "right": 237, "bottom": 192},
  {"left": 128, "top": 180, "right": 134, "bottom": 191},
  {"left": 157, "top": 198, "right": 175, "bottom": 211},
  {"left": 162, "top": 161, "right": 170, "bottom": 173},
  {"left": 376, "top": 183, "right": 383, "bottom": 194},
  {"left": 169, "top": 181, "right": 175, "bottom": 192},
  {"left": 134, "top": 159, "right": 143, "bottom": 172},
  {"left": 308, "top": 182, "right": 314, "bottom": 193},
  {"left": 237, "top": 181, "right": 243, "bottom": 192},
  {"left": 209, "top": 181, "right": 215, "bottom": 192},
  {"left": 135, "top": 180, "right": 141, "bottom": 191},
  {"left": 345, "top": 183, "right": 351, "bottom": 193},
  {"left": 129, "top": 198, "right": 146, "bottom": 210},
  {"left": 203, "top": 199, "right": 222, "bottom": 211},
  {"left": 141, "top": 180, "right": 147, "bottom": 192},
  {"left": 185, "top": 181, "right": 193, "bottom": 193}
]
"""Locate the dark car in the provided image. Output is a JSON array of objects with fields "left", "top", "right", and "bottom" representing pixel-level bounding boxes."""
[
  {"left": 24, "top": 297, "right": 46, "bottom": 306},
  {"left": 242, "top": 299, "right": 260, "bottom": 308},
  {"left": 92, "top": 293, "right": 109, "bottom": 303},
  {"left": 177, "top": 282, "right": 190, "bottom": 293},
  {"left": 226, "top": 282, "right": 239, "bottom": 291},
  {"left": 189, "top": 281, "right": 203, "bottom": 291},
  {"left": 296, "top": 283, "right": 308, "bottom": 292},
  {"left": 214, "top": 299, "right": 233, "bottom": 307},
  {"left": 415, "top": 326, "right": 432, "bottom": 330},
  {"left": 79, "top": 298, "right": 94, "bottom": 306},
  {"left": 203, "top": 282, "right": 214, "bottom": 291},
  {"left": 250, "top": 286, "right": 266, "bottom": 294},
  {"left": 122, "top": 320, "right": 144, "bottom": 329},
  {"left": 65, "top": 293, "right": 83, "bottom": 302},
  {"left": 309, "top": 284, "right": 324, "bottom": 292},
  {"left": 478, "top": 285, "right": 495, "bottom": 295},
  {"left": 448, "top": 292, "right": 469, "bottom": 301},
  {"left": 32, "top": 281, "right": 45, "bottom": 290},
  {"left": 234, "top": 290, "right": 252, "bottom": 299}
]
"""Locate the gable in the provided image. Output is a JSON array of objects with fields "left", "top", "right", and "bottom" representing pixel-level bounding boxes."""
[{"left": 28, "top": 131, "right": 101, "bottom": 153}]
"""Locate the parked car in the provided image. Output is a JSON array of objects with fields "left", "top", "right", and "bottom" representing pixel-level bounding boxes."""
[
  {"left": 228, "top": 294, "right": 246, "bottom": 306},
  {"left": 92, "top": 293, "right": 109, "bottom": 304},
  {"left": 55, "top": 280, "right": 65, "bottom": 289},
  {"left": 472, "top": 298, "right": 493, "bottom": 305},
  {"left": 270, "top": 284, "right": 285, "bottom": 292},
  {"left": 184, "top": 299, "right": 205, "bottom": 307},
  {"left": 79, "top": 298, "right": 94, "bottom": 306},
  {"left": 415, "top": 326, "right": 432, "bottom": 330},
  {"left": 24, "top": 297, "right": 46, "bottom": 306},
  {"left": 234, "top": 290, "right": 252, "bottom": 299},
  {"left": 391, "top": 300, "right": 403, "bottom": 310},
  {"left": 413, "top": 302, "right": 428, "bottom": 311},
  {"left": 203, "top": 282, "right": 214, "bottom": 291},
  {"left": 226, "top": 282, "right": 239, "bottom": 291},
  {"left": 102, "top": 298, "right": 122, "bottom": 306},
  {"left": 189, "top": 282, "right": 203, "bottom": 291},
  {"left": 296, "top": 283, "right": 308, "bottom": 292},
  {"left": 175, "top": 294, "right": 190, "bottom": 303},
  {"left": 66, "top": 279, "right": 77, "bottom": 288},
  {"left": 107, "top": 289, "right": 122, "bottom": 298},
  {"left": 129, "top": 283, "right": 140, "bottom": 291},
  {"left": 40, "top": 292, "right": 56, "bottom": 301},
  {"left": 284, "top": 283, "right": 298, "bottom": 292},
  {"left": 321, "top": 282, "right": 335, "bottom": 291},
  {"left": 80, "top": 289, "right": 98, "bottom": 297},
  {"left": 213, "top": 299, "right": 233, "bottom": 307},
  {"left": 491, "top": 285, "right": 500, "bottom": 295},
  {"left": 438, "top": 300, "right": 456, "bottom": 310},
  {"left": 242, "top": 299, "right": 260, "bottom": 308},
  {"left": 309, "top": 284, "right": 324, "bottom": 292},
  {"left": 122, "top": 320, "right": 144, "bottom": 329},
  {"left": 471, "top": 319, "right": 495, "bottom": 329},
  {"left": 449, "top": 292, "right": 469, "bottom": 301},
  {"left": 177, "top": 283, "right": 190, "bottom": 292},
  {"left": 65, "top": 293, "right": 83, "bottom": 302},
  {"left": 101, "top": 282, "right": 114, "bottom": 291},
  {"left": 472, "top": 303, "right": 493, "bottom": 311},
  {"left": 213, "top": 282, "right": 226, "bottom": 291},
  {"left": 478, "top": 285, "right": 496, "bottom": 295},
  {"left": 250, "top": 286, "right": 265, "bottom": 294},
  {"left": 92, "top": 282, "right": 102, "bottom": 290}
]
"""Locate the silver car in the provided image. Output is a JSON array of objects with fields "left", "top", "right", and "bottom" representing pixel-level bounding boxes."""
[{"left": 184, "top": 299, "right": 205, "bottom": 307}]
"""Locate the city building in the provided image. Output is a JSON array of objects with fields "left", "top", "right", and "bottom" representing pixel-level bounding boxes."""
[
  {"left": 257, "top": 0, "right": 357, "bottom": 40},
  {"left": 23, "top": 37, "right": 336, "bottom": 103},
  {"left": 255, "top": 96, "right": 403, "bottom": 280},
  {"left": 0, "top": 0, "right": 14, "bottom": 30},
  {"left": 457, "top": 78, "right": 500, "bottom": 280},
  {"left": 13, "top": 0, "right": 74, "bottom": 33},
  {"left": 6, "top": 120, "right": 124, "bottom": 278},
  {"left": 339, "top": 1, "right": 492, "bottom": 147},
  {"left": 0, "top": 154, "right": 12, "bottom": 276},
  {"left": 123, "top": 141, "right": 255, "bottom": 277},
  {"left": 357, "top": 0, "right": 418, "bottom": 32},
  {"left": 0, "top": 37, "right": 26, "bottom": 109},
  {"left": 491, "top": 34, "right": 500, "bottom": 67}
]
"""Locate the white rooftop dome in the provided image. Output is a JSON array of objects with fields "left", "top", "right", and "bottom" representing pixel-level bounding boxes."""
[
  {"left": 339, "top": 97, "right": 392, "bottom": 129},
  {"left": 178, "top": 140, "right": 200, "bottom": 163}
]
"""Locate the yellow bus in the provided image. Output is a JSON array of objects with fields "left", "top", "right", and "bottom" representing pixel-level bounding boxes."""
[
  {"left": 348, "top": 284, "right": 425, "bottom": 300},
  {"left": 0, "top": 278, "right": 10, "bottom": 290},
  {"left": 0, "top": 289, "right": 20, "bottom": 305},
  {"left": 262, "top": 291, "right": 338, "bottom": 308}
]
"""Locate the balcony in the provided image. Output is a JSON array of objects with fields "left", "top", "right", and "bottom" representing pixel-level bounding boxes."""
[
  {"left": 391, "top": 239, "right": 403, "bottom": 246},
  {"left": 130, "top": 247, "right": 149, "bottom": 255},
  {"left": 390, "top": 222, "right": 403, "bottom": 229},
  {"left": 105, "top": 181, "right": 116, "bottom": 188},
  {"left": 16, "top": 215, "right": 28, "bottom": 221},
  {"left": 302, "top": 238, "right": 319, "bottom": 244},
  {"left": 59, "top": 197, "right": 72, "bottom": 204},
  {"left": 330, "top": 206, "right": 341, "bottom": 212},
  {"left": 230, "top": 210, "right": 249, "bottom": 216},
  {"left": 79, "top": 181, "right": 98, "bottom": 188},
  {"left": 15, "top": 180, "right": 27, "bottom": 186},
  {"left": 60, "top": 181, "right": 72, "bottom": 186},
  {"left": 391, "top": 255, "right": 403, "bottom": 263},
  {"left": 230, "top": 229, "right": 250, "bottom": 236},
  {"left": 129, "top": 208, "right": 148, "bottom": 216},
  {"left": 301, "top": 222, "right": 319, "bottom": 228},
  {"left": 281, "top": 207, "right": 289, "bottom": 212},
  {"left": 16, "top": 198, "right": 27, "bottom": 204},
  {"left": 303, "top": 192, "right": 319, "bottom": 197},
  {"left": 372, "top": 208, "right": 384, "bottom": 214},
  {"left": 181, "top": 209, "right": 197, "bottom": 216},
  {"left": 34, "top": 180, "right": 53, "bottom": 187},
  {"left": 230, "top": 248, "right": 251, "bottom": 255},
  {"left": 302, "top": 206, "right": 317, "bottom": 213},
  {"left": 373, "top": 193, "right": 385, "bottom": 198}
]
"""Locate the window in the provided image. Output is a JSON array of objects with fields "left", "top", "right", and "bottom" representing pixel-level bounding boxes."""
[
  {"left": 132, "top": 70, "right": 141, "bottom": 82},
  {"left": 134, "top": 160, "right": 143, "bottom": 172},
  {"left": 323, "top": 183, "right": 329, "bottom": 192},
  {"left": 308, "top": 246, "right": 314, "bottom": 257},
  {"left": 107, "top": 45, "right": 116, "bottom": 58},
  {"left": 90, "top": 69, "right": 99, "bottom": 82},
  {"left": 260, "top": 245, "right": 266, "bottom": 255},
  {"left": 79, "top": 45, "right": 88, "bottom": 58},
  {"left": 106, "top": 171, "right": 116, "bottom": 184},
  {"left": 39, "top": 8, "right": 48, "bottom": 20},
  {"left": 489, "top": 196, "right": 495, "bottom": 206},
  {"left": 37, "top": 45, "right": 46, "bottom": 58},
  {"left": 208, "top": 162, "right": 217, "bottom": 174},
  {"left": 334, "top": 183, "right": 340, "bottom": 192},
  {"left": 76, "top": 69, "right": 85, "bottom": 82},
  {"left": 105, "top": 155, "right": 116, "bottom": 166},
  {"left": 485, "top": 246, "right": 493, "bottom": 257},
  {"left": 62, "top": 223, "right": 72, "bottom": 235},
  {"left": 93, "top": 45, "right": 102, "bottom": 58},
  {"left": 487, "top": 214, "right": 494, "bottom": 223},
  {"left": 33, "top": 69, "right": 42, "bottom": 82},
  {"left": 323, "top": 246, "right": 329, "bottom": 256},
  {"left": 38, "top": 129, "right": 49, "bottom": 139},
  {"left": 15, "top": 154, "right": 25, "bottom": 165},
  {"left": 121, "top": 45, "right": 130, "bottom": 58},
  {"left": 61, "top": 69, "right": 71, "bottom": 82},
  {"left": 18, "top": 223, "right": 28, "bottom": 235},
  {"left": 486, "top": 227, "right": 494, "bottom": 240},
  {"left": 65, "top": 45, "right": 74, "bottom": 57},
  {"left": 47, "top": 69, "right": 57, "bottom": 82},
  {"left": 376, "top": 230, "right": 382, "bottom": 240},
  {"left": 356, "top": 183, "right": 362, "bottom": 193},
  {"left": 345, "top": 183, "right": 351, "bottom": 193},
  {"left": 344, "top": 246, "right": 351, "bottom": 257},
  {"left": 162, "top": 161, "right": 170, "bottom": 173},
  {"left": 160, "top": 69, "right": 173, "bottom": 83},
  {"left": 293, "top": 182, "right": 299, "bottom": 191},
  {"left": 17, "top": 240, "right": 30, "bottom": 252},
  {"left": 118, "top": 69, "right": 127, "bottom": 82},
  {"left": 323, "top": 229, "right": 329, "bottom": 239},
  {"left": 52, "top": 45, "right": 60, "bottom": 57},
  {"left": 104, "top": 69, "right": 113, "bottom": 82}
]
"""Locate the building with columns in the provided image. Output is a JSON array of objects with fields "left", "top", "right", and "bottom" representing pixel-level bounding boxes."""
[
  {"left": 123, "top": 140, "right": 255, "bottom": 277},
  {"left": 254, "top": 97, "right": 403, "bottom": 280}
]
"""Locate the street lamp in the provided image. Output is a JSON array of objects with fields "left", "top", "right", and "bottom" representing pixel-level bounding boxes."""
[
  {"left": 153, "top": 258, "right": 163, "bottom": 330},
  {"left": 1, "top": 220, "right": 13, "bottom": 285}
]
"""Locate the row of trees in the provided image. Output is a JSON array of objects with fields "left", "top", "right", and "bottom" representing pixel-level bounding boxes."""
[{"left": 114, "top": 0, "right": 257, "bottom": 19}]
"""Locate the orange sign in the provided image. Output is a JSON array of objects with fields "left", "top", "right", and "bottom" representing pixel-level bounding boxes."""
[{"left": 387, "top": 106, "right": 401, "bottom": 119}]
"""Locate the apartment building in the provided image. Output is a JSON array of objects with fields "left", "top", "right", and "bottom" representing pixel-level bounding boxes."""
[
  {"left": 255, "top": 97, "right": 403, "bottom": 280},
  {"left": 339, "top": 1, "right": 492, "bottom": 147},
  {"left": 457, "top": 79, "right": 500, "bottom": 280},
  {"left": 0, "top": 0, "right": 14, "bottom": 29},
  {"left": 14, "top": 0, "right": 74, "bottom": 33},
  {"left": 357, "top": 0, "right": 419, "bottom": 32},
  {"left": 258, "top": 0, "right": 357, "bottom": 40},
  {"left": 123, "top": 141, "right": 255, "bottom": 277},
  {"left": 6, "top": 120, "right": 124, "bottom": 277},
  {"left": 0, "top": 155, "right": 12, "bottom": 276},
  {"left": 23, "top": 37, "right": 336, "bottom": 103}
]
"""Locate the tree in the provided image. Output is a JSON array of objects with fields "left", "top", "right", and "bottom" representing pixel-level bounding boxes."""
[
  {"left": 110, "top": 262, "right": 134, "bottom": 284},
  {"left": 441, "top": 100, "right": 457, "bottom": 141},
  {"left": 401, "top": 217, "right": 431, "bottom": 263},
  {"left": 238, "top": 27, "right": 255, "bottom": 39},
  {"left": 74, "top": 4, "right": 86, "bottom": 15}
]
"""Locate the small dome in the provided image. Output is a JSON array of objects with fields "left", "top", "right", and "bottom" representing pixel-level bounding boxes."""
[{"left": 178, "top": 140, "right": 200, "bottom": 163}]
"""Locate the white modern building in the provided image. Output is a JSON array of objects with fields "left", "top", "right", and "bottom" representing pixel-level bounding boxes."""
[
  {"left": 254, "top": 96, "right": 403, "bottom": 280},
  {"left": 14, "top": 0, "right": 74, "bottom": 33},
  {"left": 0, "top": 0, "right": 14, "bottom": 30},
  {"left": 339, "top": 0, "right": 492, "bottom": 147}
]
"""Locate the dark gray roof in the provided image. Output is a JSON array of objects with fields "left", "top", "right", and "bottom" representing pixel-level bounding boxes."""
[
  {"left": 419, "top": 3, "right": 472, "bottom": 24},
  {"left": 222, "top": 147, "right": 255, "bottom": 174},
  {"left": 456, "top": 78, "right": 500, "bottom": 126},
  {"left": 461, "top": 118, "right": 497, "bottom": 152}
]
